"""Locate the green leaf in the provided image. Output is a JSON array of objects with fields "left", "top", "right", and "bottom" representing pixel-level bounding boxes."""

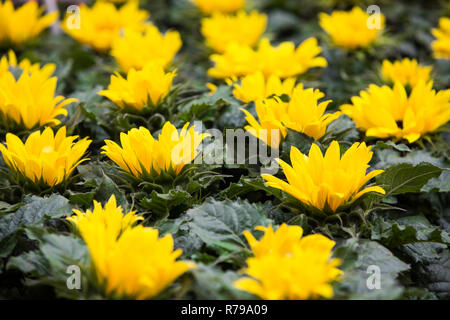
[
  {"left": 184, "top": 198, "right": 272, "bottom": 254},
  {"left": 374, "top": 149, "right": 445, "bottom": 170},
  {"left": 69, "top": 191, "right": 96, "bottom": 207},
  {"left": 376, "top": 162, "right": 443, "bottom": 196},
  {"left": 8, "top": 250, "right": 50, "bottom": 276},
  {"left": 188, "top": 264, "right": 254, "bottom": 300},
  {"left": 95, "top": 174, "right": 127, "bottom": 207},
  {"left": 371, "top": 215, "right": 450, "bottom": 248},
  {"left": 334, "top": 239, "right": 410, "bottom": 299},
  {"left": 322, "top": 115, "right": 360, "bottom": 144},
  {"left": 38, "top": 233, "right": 89, "bottom": 278},
  {"left": 16, "top": 229, "right": 91, "bottom": 299},
  {"left": 419, "top": 250, "right": 450, "bottom": 300},
  {"left": 140, "top": 189, "right": 192, "bottom": 219},
  {"left": 0, "top": 194, "right": 73, "bottom": 242},
  {"left": 373, "top": 141, "right": 411, "bottom": 152},
  {"left": 421, "top": 170, "right": 450, "bottom": 193},
  {"left": 398, "top": 236, "right": 450, "bottom": 300},
  {"left": 281, "top": 129, "right": 315, "bottom": 157},
  {"left": 221, "top": 176, "right": 284, "bottom": 200}
]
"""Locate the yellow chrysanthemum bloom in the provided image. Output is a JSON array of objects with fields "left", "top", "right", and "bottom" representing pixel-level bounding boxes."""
[
  {"left": 233, "top": 72, "right": 297, "bottom": 103},
  {"left": 208, "top": 38, "right": 327, "bottom": 79},
  {"left": 0, "top": 127, "right": 91, "bottom": 187},
  {"left": 68, "top": 195, "right": 193, "bottom": 300},
  {"left": 111, "top": 25, "right": 182, "bottom": 73},
  {"left": 62, "top": 1, "right": 149, "bottom": 52},
  {"left": 341, "top": 81, "right": 450, "bottom": 143},
  {"left": 208, "top": 42, "right": 257, "bottom": 79},
  {"left": 0, "top": 50, "right": 55, "bottom": 80},
  {"left": 241, "top": 84, "right": 340, "bottom": 148},
  {"left": 67, "top": 195, "right": 143, "bottom": 243},
  {"left": 90, "top": 225, "right": 194, "bottom": 299},
  {"left": 431, "top": 17, "right": 450, "bottom": 59},
  {"left": 381, "top": 58, "right": 432, "bottom": 87},
  {"left": 201, "top": 10, "right": 267, "bottom": 53},
  {"left": 191, "top": 0, "right": 244, "bottom": 15},
  {"left": 0, "top": 67, "right": 77, "bottom": 130},
  {"left": 319, "top": 7, "right": 385, "bottom": 50},
  {"left": 0, "top": 0, "right": 58, "bottom": 44},
  {"left": 261, "top": 141, "right": 385, "bottom": 212},
  {"left": 99, "top": 62, "right": 177, "bottom": 111},
  {"left": 102, "top": 122, "right": 210, "bottom": 178},
  {"left": 234, "top": 224, "right": 342, "bottom": 300}
]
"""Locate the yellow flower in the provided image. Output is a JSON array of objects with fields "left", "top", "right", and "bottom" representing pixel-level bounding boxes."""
[
  {"left": 191, "top": 0, "right": 244, "bottom": 15},
  {"left": 431, "top": 17, "right": 450, "bottom": 59},
  {"left": 234, "top": 224, "right": 342, "bottom": 300},
  {"left": 208, "top": 38, "right": 327, "bottom": 79},
  {"left": 68, "top": 195, "right": 193, "bottom": 300},
  {"left": 102, "top": 122, "right": 210, "bottom": 178},
  {"left": 319, "top": 7, "right": 385, "bottom": 50},
  {"left": 62, "top": 1, "right": 149, "bottom": 52},
  {"left": 201, "top": 10, "right": 267, "bottom": 53},
  {"left": 241, "top": 84, "right": 340, "bottom": 148},
  {"left": 99, "top": 62, "right": 177, "bottom": 111},
  {"left": 208, "top": 42, "right": 257, "bottom": 79},
  {"left": 93, "top": 225, "right": 194, "bottom": 299},
  {"left": 0, "top": 0, "right": 58, "bottom": 44},
  {"left": 261, "top": 141, "right": 385, "bottom": 212},
  {"left": 67, "top": 195, "right": 143, "bottom": 244},
  {"left": 111, "top": 25, "right": 182, "bottom": 73},
  {"left": 341, "top": 81, "right": 450, "bottom": 143},
  {"left": 0, "top": 67, "right": 77, "bottom": 130},
  {"left": 381, "top": 58, "right": 432, "bottom": 87},
  {"left": 0, "top": 50, "right": 55, "bottom": 80},
  {"left": 233, "top": 72, "right": 297, "bottom": 103},
  {"left": 0, "top": 126, "right": 91, "bottom": 187},
  {"left": 257, "top": 38, "right": 327, "bottom": 78},
  {"left": 206, "top": 82, "right": 218, "bottom": 94}
]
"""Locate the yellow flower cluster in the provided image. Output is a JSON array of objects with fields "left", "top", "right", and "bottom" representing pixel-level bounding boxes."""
[
  {"left": 99, "top": 62, "right": 177, "bottom": 111},
  {"left": 0, "top": 0, "right": 57, "bottom": 45},
  {"left": 0, "top": 51, "right": 76, "bottom": 130},
  {"left": 201, "top": 10, "right": 267, "bottom": 53},
  {"left": 62, "top": 1, "right": 149, "bottom": 52},
  {"left": 191, "top": 0, "right": 245, "bottom": 15},
  {"left": 111, "top": 25, "right": 182, "bottom": 73},
  {"left": 234, "top": 224, "right": 342, "bottom": 299},
  {"left": 319, "top": 7, "right": 385, "bottom": 50},
  {"left": 341, "top": 81, "right": 450, "bottom": 143},
  {"left": 67, "top": 195, "right": 194, "bottom": 299},
  {"left": 431, "top": 17, "right": 450, "bottom": 59},
  {"left": 209, "top": 38, "right": 327, "bottom": 79},
  {"left": 381, "top": 58, "right": 432, "bottom": 87},
  {"left": 262, "top": 141, "right": 385, "bottom": 212},
  {"left": 0, "top": 127, "right": 91, "bottom": 187},
  {"left": 241, "top": 84, "right": 340, "bottom": 148},
  {"left": 62, "top": 1, "right": 181, "bottom": 73},
  {"left": 102, "top": 122, "right": 210, "bottom": 179}
]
